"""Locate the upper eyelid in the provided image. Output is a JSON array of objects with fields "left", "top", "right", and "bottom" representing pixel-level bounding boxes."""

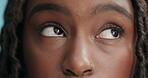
[
  {"left": 99, "top": 23, "right": 125, "bottom": 33},
  {"left": 37, "top": 22, "right": 67, "bottom": 36},
  {"left": 96, "top": 23, "right": 125, "bottom": 39},
  {"left": 95, "top": 24, "right": 125, "bottom": 41},
  {"left": 102, "top": 25, "right": 124, "bottom": 33},
  {"left": 37, "top": 22, "right": 125, "bottom": 38}
]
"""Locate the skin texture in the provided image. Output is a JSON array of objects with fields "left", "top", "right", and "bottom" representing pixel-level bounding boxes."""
[{"left": 23, "top": 0, "right": 137, "bottom": 78}]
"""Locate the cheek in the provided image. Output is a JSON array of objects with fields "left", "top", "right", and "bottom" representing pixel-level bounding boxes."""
[
  {"left": 23, "top": 43, "right": 65, "bottom": 78},
  {"left": 23, "top": 35, "right": 66, "bottom": 77},
  {"left": 92, "top": 45, "right": 136, "bottom": 78}
]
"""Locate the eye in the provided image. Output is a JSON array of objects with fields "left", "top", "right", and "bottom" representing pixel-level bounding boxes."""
[
  {"left": 99, "top": 28, "right": 120, "bottom": 39},
  {"left": 96, "top": 24, "right": 124, "bottom": 40},
  {"left": 40, "top": 22, "right": 66, "bottom": 37}
]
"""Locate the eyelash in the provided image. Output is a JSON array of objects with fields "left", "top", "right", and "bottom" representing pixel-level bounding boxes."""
[
  {"left": 37, "top": 22, "right": 125, "bottom": 39},
  {"left": 37, "top": 21, "right": 66, "bottom": 36},
  {"left": 99, "top": 23, "right": 125, "bottom": 39}
]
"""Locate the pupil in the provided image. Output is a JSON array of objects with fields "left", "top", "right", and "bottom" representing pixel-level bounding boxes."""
[
  {"left": 54, "top": 27, "right": 63, "bottom": 35},
  {"left": 111, "top": 29, "right": 119, "bottom": 37}
]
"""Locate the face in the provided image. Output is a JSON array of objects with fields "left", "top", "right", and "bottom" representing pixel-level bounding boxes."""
[{"left": 23, "top": 0, "right": 137, "bottom": 78}]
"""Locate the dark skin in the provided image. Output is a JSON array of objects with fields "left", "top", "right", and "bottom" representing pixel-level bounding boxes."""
[{"left": 23, "top": 0, "right": 137, "bottom": 78}]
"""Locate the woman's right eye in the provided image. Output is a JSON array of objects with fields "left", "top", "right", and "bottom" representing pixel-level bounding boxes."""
[{"left": 40, "top": 23, "right": 65, "bottom": 37}]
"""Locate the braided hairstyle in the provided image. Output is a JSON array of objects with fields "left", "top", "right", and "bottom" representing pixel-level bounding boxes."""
[{"left": 0, "top": 0, "right": 147, "bottom": 78}]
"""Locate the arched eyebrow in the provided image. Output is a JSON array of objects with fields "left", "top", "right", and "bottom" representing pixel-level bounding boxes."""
[
  {"left": 29, "top": 3, "right": 71, "bottom": 17},
  {"left": 93, "top": 4, "right": 132, "bottom": 19},
  {"left": 29, "top": 3, "right": 132, "bottom": 20}
]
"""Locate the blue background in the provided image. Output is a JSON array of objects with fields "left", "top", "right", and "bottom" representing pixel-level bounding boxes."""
[
  {"left": 0, "top": 0, "right": 8, "bottom": 31},
  {"left": 0, "top": 0, "right": 8, "bottom": 51}
]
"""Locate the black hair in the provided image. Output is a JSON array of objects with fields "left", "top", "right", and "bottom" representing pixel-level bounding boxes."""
[{"left": 0, "top": 0, "right": 147, "bottom": 78}]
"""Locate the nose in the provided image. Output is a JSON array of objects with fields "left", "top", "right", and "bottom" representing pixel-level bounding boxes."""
[
  {"left": 62, "top": 51, "right": 94, "bottom": 77},
  {"left": 62, "top": 38, "right": 94, "bottom": 77},
  {"left": 62, "top": 57, "right": 94, "bottom": 77}
]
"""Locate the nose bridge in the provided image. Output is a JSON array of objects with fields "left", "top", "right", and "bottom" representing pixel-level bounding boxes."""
[
  {"left": 69, "top": 32, "right": 90, "bottom": 63},
  {"left": 62, "top": 33, "right": 94, "bottom": 76}
]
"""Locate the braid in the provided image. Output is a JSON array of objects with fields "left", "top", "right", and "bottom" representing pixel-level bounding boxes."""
[
  {"left": 131, "top": 0, "right": 148, "bottom": 78},
  {"left": 145, "top": 0, "right": 148, "bottom": 77},
  {"left": 0, "top": 0, "right": 25, "bottom": 78}
]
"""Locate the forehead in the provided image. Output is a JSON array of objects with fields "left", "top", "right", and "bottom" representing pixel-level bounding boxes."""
[{"left": 26, "top": 0, "right": 134, "bottom": 19}]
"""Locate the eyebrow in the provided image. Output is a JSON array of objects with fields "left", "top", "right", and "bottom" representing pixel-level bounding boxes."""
[
  {"left": 93, "top": 4, "right": 132, "bottom": 19},
  {"left": 29, "top": 3, "right": 71, "bottom": 17},
  {"left": 29, "top": 3, "right": 132, "bottom": 20}
]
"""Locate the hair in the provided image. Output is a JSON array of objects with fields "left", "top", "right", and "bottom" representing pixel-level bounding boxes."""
[{"left": 0, "top": 0, "right": 147, "bottom": 78}]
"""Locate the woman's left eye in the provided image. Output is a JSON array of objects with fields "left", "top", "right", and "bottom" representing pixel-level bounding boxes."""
[{"left": 96, "top": 28, "right": 121, "bottom": 40}]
